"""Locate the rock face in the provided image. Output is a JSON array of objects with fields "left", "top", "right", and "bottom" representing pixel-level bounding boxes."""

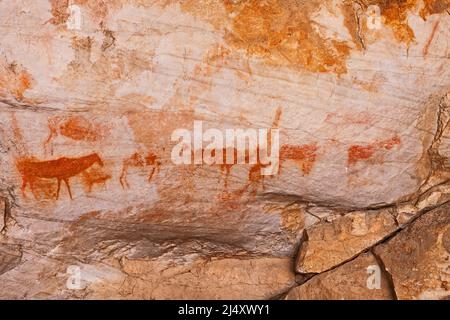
[
  {"left": 0, "top": 0, "right": 449, "bottom": 299},
  {"left": 287, "top": 252, "right": 395, "bottom": 300},
  {"left": 373, "top": 204, "right": 450, "bottom": 300},
  {"left": 296, "top": 209, "right": 398, "bottom": 274},
  {"left": 88, "top": 257, "right": 295, "bottom": 300}
]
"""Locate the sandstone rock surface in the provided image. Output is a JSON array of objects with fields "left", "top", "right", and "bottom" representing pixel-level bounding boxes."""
[
  {"left": 0, "top": 0, "right": 448, "bottom": 299},
  {"left": 296, "top": 209, "right": 397, "bottom": 274},
  {"left": 287, "top": 252, "right": 394, "bottom": 300},
  {"left": 374, "top": 203, "right": 450, "bottom": 300}
]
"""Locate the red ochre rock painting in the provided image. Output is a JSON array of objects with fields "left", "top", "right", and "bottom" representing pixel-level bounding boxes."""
[
  {"left": 120, "top": 152, "right": 162, "bottom": 189},
  {"left": 44, "top": 116, "right": 109, "bottom": 151},
  {"left": 17, "top": 153, "right": 105, "bottom": 200},
  {"left": 210, "top": 142, "right": 318, "bottom": 200},
  {"left": 348, "top": 135, "right": 401, "bottom": 166},
  {"left": 279, "top": 143, "right": 318, "bottom": 176}
]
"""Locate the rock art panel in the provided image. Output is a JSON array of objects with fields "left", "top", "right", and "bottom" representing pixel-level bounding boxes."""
[{"left": 0, "top": 0, "right": 448, "bottom": 299}]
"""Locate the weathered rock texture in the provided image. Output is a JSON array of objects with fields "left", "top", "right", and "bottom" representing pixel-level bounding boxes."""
[
  {"left": 0, "top": 0, "right": 449, "bottom": 299},
  {"left": 373, "top": 204, "right": 450, "bottom": 300},
  {"left": 287, "top": 252, "right": 395, "bottom": 300}
]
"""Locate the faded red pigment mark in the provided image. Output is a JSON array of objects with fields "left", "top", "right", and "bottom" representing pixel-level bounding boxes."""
[
  {"left": 235, "top": 162, "right": 272, "bottom": 198},
  {"left": 185, "top": 146, "right": 270, "bottom": 201},
  {"left": 188, "top": 147, "right": 243, "bottom": 192},
  {"left": 325, "top": 111, "right": 375, "bottom": 126},
  {"left": 348, "top": 135, "right": 401, "bottom": 166},
  {"left": 13, "top": 70, "right": 33, "bottom": 101},
  {"left": 280, "top": 143, "right": 318, "bottom": 175},
  {"left": 200, "top": 146, "right": 273, "bottom": 194},
  {"left": 45, "top": 116, "right": 107, "bottom": 144},
  {"left": 17, "top": 153, "right": 104, "bottom": 200},
  {"left": 423, "top": 20, "right": 440, "bottom": 57},
  {"left": 0, "top": 60, "right": 35, "bottom": 102},
  {"left": 230, "top": 106, "right": 283, "bottom": 197},
  {"left": 218, "top": 144, "right": 318, "bottom": 199},
  {"left": 44, "top": 116, "right": 110, "bottom": 154},
  {"left": 193, "top": 44, "right": 231, "bottom": 79},
  {"left": 120, "top": 152, "right": 162, "bottom": 189},
  {"left": 81, "top": 168, "right": 111, "bottom": 193}
]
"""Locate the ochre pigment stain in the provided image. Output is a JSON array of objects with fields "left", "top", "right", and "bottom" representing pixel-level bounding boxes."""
[
  {"left": 215, "top": 147, "right": 266, "bottom": 192},
  {"left": 49, "top": 0, "right": 110, "bottom": 26},
  {"left": 362, "top": 0, "right": 448, "bottom": 44},
  {"left": 242, "top": 162, "right": 269, "bottom": 196},
  {"left": 17, "top": 153, "right": 104, "bottom": 200},
  {"left": 48, "top": 0, "right": 448, "bottom": 77},
  {"left": 0, "top": 59, "right": 34, "bottom": 102},
  {"left": 348, "top": 135, "right": 401, "bottom": 166},
  {"left": 218, "top": 0, "right": 352, "bottom": 75},
  {"left": 423, "top": 20, "right": 441, "bottom": 56},
  {"left": 193, "top": 45, "right": 231, "bottom": 79},
  {"left": 178, "top": 0, "right": 448, "bottom": 74},
  {"left": 49, "top": 0, "right": 70, "bottom": 25},
  {"left": 45, "top": 116, "right": 108, "bottom": 147},
  {"left": 325, "top": 111, "right": 375, "bottom": 125},
  {"left": 420, "top": 0, "right": 449, "bottom": 19}
]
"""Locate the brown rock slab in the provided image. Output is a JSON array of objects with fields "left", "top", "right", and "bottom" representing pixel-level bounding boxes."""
[
  {"left": 296, "top": 210, "right": 397, "bottom": 273},
  {"left": 287, "top": 252, "right": 394, "bottom": 300},
  {"left": 0, "top": 244, "right": 22, "bottom": 276},
  {"left": 0, "top": 198, "right": 5, "bottom": 231},
  {"left": 374, "top": 203, "right": 450, "bottom": 300},
  {"left": 87, "top": 256, "right": 295, "bottom": 300}
]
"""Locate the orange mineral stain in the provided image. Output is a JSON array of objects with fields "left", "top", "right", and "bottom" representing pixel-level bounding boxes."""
[
  {"left": 419, "top": 0, "right": 449, "bottom": 19},
  {"left": 361, "top": 0, "right": 448, "bottom": 45},
  {"left": 48, "top": 0, "right": 449, "bottom": 78},
  {"left": 17, "top": 153, "right": 104, "bottom": 200},
  {"left": 0, "top": 59, "right": 35, "bottom": 102},
  {"left": 48, "top": 0, "right": 69, "bottom": 25},
  {"left": 193, "top": 44, "right": 231, "bottom": 79},
  {"left": 179, "top": 0, "right": 449, "bottom": 74},
  {"left": 365, "top": 0, "right": 417, "bottom": 44},
  {"left": 222, "top": 0, "right": 352, "bottom": 75},
  {"left": 49, "top": 0, "right": 110, "bottom": 26},
  {"left": 176, "top": 0, "right": 355, "bottom": 75}
]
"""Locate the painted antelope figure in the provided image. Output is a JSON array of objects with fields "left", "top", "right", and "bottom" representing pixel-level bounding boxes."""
[
  {"left": 272, "top": 107, "right": 318, "bottom": 175},
  {"left": 17, "top": 153, "right": 104, "bottom": 200},
  {"left": 190, "top": 147, "right": 254, "bottom": 192},
  {"left": 236, "top": 108, "right": 283, "bottom": 196},
  {"left": 216, "top": 147, "right": 264, "bottom": 191},
  {"left": 120, "top": 152, "right": 161, "bottom": 189}
]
